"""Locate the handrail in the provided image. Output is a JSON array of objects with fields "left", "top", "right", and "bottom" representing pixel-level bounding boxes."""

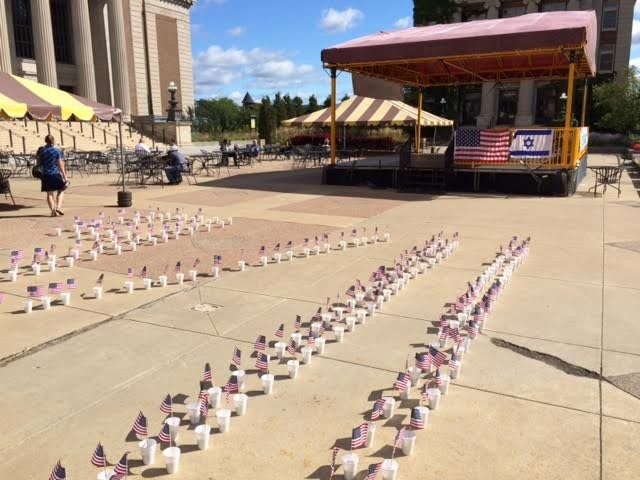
[{"left": 0, "top": 123, "right": 27, "bottom": 153}]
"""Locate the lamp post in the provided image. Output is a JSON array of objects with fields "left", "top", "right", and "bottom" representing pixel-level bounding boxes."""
[
  {"left": 167, "top": 81, "right": 179, "bottom": 122},
  {"left": 440, "top": 97, "right": 447, "bottom": 115},
  {"left": 559, "top": 92, "right": 568, "bottom": 118},
  {"left": 250, "top": 114, "right": 256, "bottom": 138}
]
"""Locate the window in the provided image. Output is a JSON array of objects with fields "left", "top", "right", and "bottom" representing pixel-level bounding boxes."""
[
  {"left": 461, "top": 8, "right": 486, "bottom": 22},
  {"left": 11, "top": 0, "right": 34, "bottom": 59},
  {"left": 541, "top": 1, "right": 566, "bottom": 12},
  {"left": 535, "top": 82, "right": 564, "bottom": 125},
  {"left": 599, "top": 45, "right": 615, "bottom": 73},
  {"left": 497, "top": 88, "right": 518, "bottom": 126},
  {"left": 500, "top": 3, "right": 525, "bottom": 18},
  {"left": 51, "top": 0, "right": 73, "bottom": 64},
  {"left": 602, "top": 1, "right": 618, "bottom": 30},
  {"left": 460, "top": 87, "right": 481, "bottom": 126}
]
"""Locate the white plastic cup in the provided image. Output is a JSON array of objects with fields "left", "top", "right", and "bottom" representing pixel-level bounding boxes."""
[
  {"left": 139, "top": 438, "right": 157, "bottom": 465},
  {"left": 291, "top": 332, "right": 302, "bottom": 349},
  {"left": 238, "top": 260, "right": 245, "bottom": 272},
  {"left": 384, "top": 232, "right": 391, "bottom": 242},
  {"left": 32, "top": 263, "right": 41, "bottom": 275},
  {"left": 399, "top": 386, "right": 410, "bottom": 400},
  {"left": 195, "top": 424, "right": 211, "bottom": 450},
  {"left": 345, "top": 316, "right": 356, "bottom": 332},
  {"left": 162, "top": 446, "right": 181, "bottom": 475},
  {"left": 232, "top": 370, "right": 246, "bottom": 391},
  {"left": 176, "top": 272, "right": 184, "bottom": 285},
  {"left": 211, "top": 266, "right": 219, "bottom": 278},
  {"left": 187, "top": 402, "right": 201, "bottom": 425},
  {"left": 274, "top": 341, "right": 286, "bottom": 359},
  {"left": 427, "top": 388, "right": 441, "bottom": 410},
  {"left": 41, "top": 296, "right": 51, "bottom": 310},
  {"left": 159, "top": 275, "right": 168, "bottom": 288},
  {"left": 164, "top": 417, "right": 180, "bottom": 442},
  {"left": 365, "top": 422, "right": 376, "bottom": 448},
  {"left": 381, "top": 459, "right": 398, "bottom": 480},
  {"left": 321, "top": 313, "right": 332, "bottom": 328},
  {"left": 9, "top": 270, "right": 17, "bottom": 282},
  {"left": 314, "top": 245, "right": 320, "bottom": 255},
  {"left": 115, "top": 245, "right": 122, "bottom": 255},
  {"left": 408, "top": 366, "right": 422, "bottom": 387},
  {"left": 315, "top": 337, "right": 326, "bottom": 354},
  {"left": 233, "top": 393, "right": 248, "bottom": 416},
  {"left": 90, "top": 250, "right": 98, "bottom": 261},
  {"left": 439, "top": 374, "right": 451, "bottom": 395},
  {"left": 260, "top": 256, "right": 268, "bottom": 266},
  {"left": 341, "top": 453, "right": 359, "bottom": 480},
  {"left": 367, "top": 303, "right": 376, "bottom": 317},
  {"left": 189, "top": 270, "right": 197, "bottom": 282},
  {"left": 96, "top": 469, "right": 115, "bottom": 480},
  {"left": 124, "top": 281, "right": 134, "bottom": 294},
  {"left": 324, "top": 242, "right": 331, "bottom": 253},
  {"left": 416, "top": 406, "right": 429, "bottom": 427},
  {"left": 261, "top": 374, "right": 274, "bottom": 394},
  {"left": 24, "top": 300, "right": 33, "bottom": 313},
  {"left": 383, "top": 289, "right": 392, "bottom": 301},
  {"left": 355, "top": 292, "right": 365, "bottom": 303},
  {"left": 216, "top": 409, "right": 231, "bottom": 433},
  {"left": 274, "top": 253, "right": 282, "bottom": 263},
  {"left": 93, "top": 286, "right": 103, "bottom": 300},
  {"left": 382, "top": 396, "right": 395, "bottom": 419},
  {"left": 402, "top": 430, "right": 417, "bottom": 456},
  {"left": 361, "top": 236, "right": 368, "bottom": 245},
  {"left": 143, "top": 278, "right": 153, "bottom": 290},
  {"left": 301, "top": 346, "right": 313, "bottom": 364},
  {"left": 333, "top": 325, "right": 345, "bottom": 343},
  {"left": 286, "top": 250, "right": 294, "bottom": 261},
  {"left": 311, "top": 321, "right": 322, "bottom": 337},
  {"left": 390, "top": 283, "right": 399, "bottom": 295},
  {"left": 287, "top": 359, "right": 300, "bottom": 379},
  {"left": 152, "top": 237, "right": 158, "bottom": 246},
  {"left": 333, "top": 306, "right": 344, "bottom": 321},
  {"left": 60, "top": 292, "right": 71, "bottom": 306},
  {"left": 71, "top": 249, "right": 79, "bottom": 260},
  {"left": 356, "top": 309, "right": 367, "bottom": 324},
  {"left": 347, "top": 299, "right": 356, "bottom": 310},
  {"left": 208, "top": 387, "right": 222, "bottom": 408},
  {"left": 353, "top": 238, "right": 360, "bottom": 247},
  {"left": 303, "top": 248, "right": 310, "bottom": 257},
  {"left": 54, "top": 227, "right": 62, "bottom": 236}
]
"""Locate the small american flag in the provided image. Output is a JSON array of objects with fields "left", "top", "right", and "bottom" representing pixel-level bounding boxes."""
[
  {"left": 329, "top": 446, "right": 340, "bottom": 480},
  {"left": 202, "top": 362, "right": 212, "bottom": 382},
  {"left": 409, "top": 407, "right": 424, "bottom": 429},
  {"left": 394, "top": 372, "right": 410, "bottom": 392},
  {"left": 50, "top": 244, "right": 56, "bottom": 254},
  {"left": 294, "top": 315, "right": 301, "bottom": 331},
  {"left": 225, "top": 375, "right": 239, "bottom": 402},
  {"left": 371, "top": 398, "right": 385, "bottom": 420},
  {"left": 113, "top": 453, "right": 128, "bottom": 476},
  {"left": 193, "top": 258, "right": 200, "bottom": 269},
  {"left": 366, "top": 462, "right": 382, "bottom": 480},
  {"left": 255, "top": 352, "right": 269, "bottom": 370},
  {"left": 96, "top": 273, "right": 104, "bottom": 286},
  {"left": 307, "top": 327, "right": 316, "bottom": 347},
  {"left": 449, "top": 352, "right": 458, "bottom": 373},
  {"left": 232, "top": 346, "right": 241, "bottom": 366},
  {"left": 468, "top": 320, "right": 478, "bottom": 338},
  {"left": 158, "top": 423, "right": 171, "bottom": 444},
  {"left": 454, "top": 296, "right": 465, "bottom": 312},
  {"left": 434, "top": 368, "right": 443, "bottom": 386},
  {"left": 274, "top": 243, "right": 280, "bottom": 253},
  {"left": 439, "top": 326, "right": 449, "bottom": 344},
  {"left": 254, "top": 335, "right": 266, "bottom": 351},
  {"left": 351, "top": 229, "right": 357, "bottom": 238},
  {"left": 34, "top": 247, "right": 44, "bottom": 259},
  {"left": 127, "top": 267, "right": 134, "bottom": 279},
  {"left": 175, "top": 261, "right": 182, "bottom": 273},
  {"left": 393, "top": 426, "right": 406, "bottom": 455},
  {"left": 421, "top": 382, "right": 429, "bottom": 402},
  {"left": 275, "top": 324, "right": 284, "bottom": 338},
  {"left": 286, "top": 338, "right": 296, "bottom": 356},
  {"left": 351, "top": 423, "right": 369, "bottom": 449},
  {"left": 133, "top": 411, "right": 147, "bottom": 436},
  {"left": 160, "top": 394, "right": 172, "bottom": 415},
  {"left": 48, "top": 282, "right": 63, "bottom": 294},
  {"left": 11, "top": 249, "right": 24, "bottom": 259},
  {"left": 91, "top": 442, "right": 107, "bottom": 467},
  {"left": 214, "top": 255, "right": 222, "bottom": 266},
  {"left": 415, "top": 352, "right": 429, "bottom": 371},
  {"left": 345, "top": 286, "right": 355, "bottom": 298},
  {"left": 49, "top": 461, "right": 66, "bottom": 480},
  {"left": 66, "top": 278, "right": 77, "bottom": 289},
  {"left": 303, "top": 238, "right": 309, "bottom": 247},
  {"left": 140, "top": 266, "right": 148, "bottom": 279},
  {"left": 314, "top": 236, "right": 319, "bottom": 246},
  {"left": 199, "top": 396, "right": 209, "bottom": 417},
  {"left": 259, "top": 245, "right": 265, "bottom": 256},
  {"left": 27, "top": 285, "right": 43, "bottom": 297},
  {"left": 449, "top": 327, "right": 462, "bottom": 344},
  {"left": 286, "top": 240, "right": 292, "bottom": 250},
  {"left": 427, "top": 346, "right": 447, "bottom": 368},
  {"left": 118, "top": 208, "right": 126, "bottom": 215}
]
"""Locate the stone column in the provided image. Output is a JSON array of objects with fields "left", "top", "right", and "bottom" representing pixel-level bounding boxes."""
[
  {"left": 523, "top": 0, "right": 540, "bottom": 13},
  {"left": 89, "top": 0, "right": 112, "bottom": 105},
  {"left": 566, "top": 0, "right": 581, "bottom": 10},
  {"left": 484, "top": 0, "right": 501, "bottom": 19},
  {"left": 515, "top": 79, "right": 535, "bottom": 126},
  {"left": 30, "top": 0, "right": 57, "bottom": 87},
  {"left": 476, "top": 0, "right": 501, "bottom": 127},
  {"left": 107, "top": 0, "right": 131, "bottom": 117},
  {"left": 0, "top": 0, "right": 13, "bottom": 73},
  {"left": 70, "top": 0, "right": 96, "bottom": 99}
]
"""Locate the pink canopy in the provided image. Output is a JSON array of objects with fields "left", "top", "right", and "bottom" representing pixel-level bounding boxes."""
[{"left": 321, "top": 11, "right": 597, "bottom": 86}]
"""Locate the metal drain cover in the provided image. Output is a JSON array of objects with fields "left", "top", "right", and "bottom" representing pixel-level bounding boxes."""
[{"left": 192, "top": 303, "right": 221, "bottom": 313}]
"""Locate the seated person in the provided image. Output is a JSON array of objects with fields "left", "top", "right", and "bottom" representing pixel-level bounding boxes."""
[
  {"left": 220, "top": 139, "right": 238, "bottom": 166},
  {"left": 135, "top": 137, "right": 151, "bottom": 156},
  {"left": 164, "top": 144, "right": 188, "bottom": 184},
  {"left": 250, "top": 140, "right": 260, "bottom": 158}
]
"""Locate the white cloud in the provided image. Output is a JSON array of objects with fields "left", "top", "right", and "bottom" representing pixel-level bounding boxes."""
[
  {"left": 193, "top": 45, "right": 318, "bottom": 98},
  {"left": 630, "top": 57, "right": 640, "bottom": 69},
  {"left": 227, "top": 26, "right": 246, "bottom": 37},
  {"left": 320, "top": 7, "right": 363, "bottom": 33},
  {"left": 394, "top": 16, "right": 412, "bottom": 29},
  {"left": 229, "top": 91, "right": 244, "bottom": 104},
  {"left": 633, "top": 19, "right": 640, "bottom": 44}
]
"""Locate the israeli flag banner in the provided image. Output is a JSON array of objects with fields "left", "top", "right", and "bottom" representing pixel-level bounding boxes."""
[{"left": 510, "top": 129, "right": 554, "bottom": 158}]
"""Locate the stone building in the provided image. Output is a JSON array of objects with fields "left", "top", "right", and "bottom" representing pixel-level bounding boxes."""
[
  {"left": 416, "top": 0, "right": 635, "bottom": 127},
  {"left": 0, "top": 0, "right": 195, "bottom": 120}
]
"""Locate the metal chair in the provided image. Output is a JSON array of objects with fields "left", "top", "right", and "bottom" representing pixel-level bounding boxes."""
[{"left": 0, "top": 168, "right": 15, "bottom": 205}]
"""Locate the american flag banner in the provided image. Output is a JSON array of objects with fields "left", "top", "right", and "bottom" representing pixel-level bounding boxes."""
[
  {"left": 294, "top": 315, "right": 301, "bottom": 331},
  {"left": 10, "top": 257, "right": 18, "bottom": 269},
  {"left": 96, "top": 273, "right": 104, "bottom": 286},
  {"left": 48, "top": 282, "right": 63, "bottom": 294},
  {"left": 133, "top": 411, "right": 147, "bottom": 436},
  {"left": 49, "top": 461, "right": 66, "bottom": 480},
  {"left": 202, "top": 362, "right": 212, "bottom": 382},
  {"left": 415, "top": 352, "right": 429, "bottom": 371},
  {"left": 140, "top": 266, "right": 148, "bottom": 279},
  {"left": 127, "top": 267, "right": 133, "bottom": 279},
  {"left": 113, "top": 453, "right": 128, "bottom": 476},
  {"left": 27, "top": 285, "right": 43, "bottom": 297},
  {"left": 118, "top": 208, "right": 126, "bottom": 215},
  {"left": 75, "top": 239, "right": 82, "bottom": 248},
  {"left": 427, "top": 346, "right": 447, "bottom": 368},
  {"left": 255, "top": 352, "right": 269, "bottom": 370},
  {"left": 350, "top": 423, "right": 369, "bottom": 449},
  {"left": 434, "top": 369, "right": 443, "bottom": 386},
  {"left": 366, "top": 462, "right": 382, "bottom": 480},
  {"left": 275, "top": 324, "right": 284, "bottom": 338},
  {"left": 394, "top": 372, "right": 410, "bottom": 392},
  {"left": 329, "top": 446, "right": 340, "bottom": 480},
  {"left": 409, "top": 407, "right": 425, "bottom": 429},
  {"left": 158, "top": 423, "right": 171, "bottom": 444},
  {"left": 232, "top": 346, "right": 242, "bottom": 366},
  {"left": 175, "top": 261, "right": 182, "bottom": 273},
  {"left": 286, "top": 338, "right": 296, "bottom": 356},
  {"left": 91, "top": 442, "right": 107, "bottom": 467},
  {"left": 371, "top": 398, "right": 385, "bottom": 420},
  {"left": 66, "top": 278, "right": 78, "bottom": 289},
  {"left": 160, "top": 394, "right": 173, "bottom": 415},
  {"left": 454, "top": 128, "right": 510, "bottom": 164},
  {"left": 254, "top": 335, "right": 266, "bottom": 351}
]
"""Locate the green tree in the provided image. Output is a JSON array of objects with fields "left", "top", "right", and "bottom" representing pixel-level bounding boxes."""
[
  {"left": 292, "top": 96, "right": 304, "bottom": 116},
  {"left": 323, "top": 95, "right": 332, "bottom": 108},
  {"left": 413, "top": 0, "right": 458, "bottom": 26},
  {"left": 592, "top": 68, "right": 640, "bottom": 134},
  {"left": 307, "top": 94, "right": 319, "bottom": 113},
  {"left": 341, "top": 94, "right": 350, "bottom": 102},
  {"left": 194, "top": 98, "right": 244, "bottom": 133},
  {"left": 283, "top": 94, "right": 294, "bottom": 119},
  {"left": 258, "top": 96, "right": 276, "bottom": 143},
  {"left": 273, "top": 92, "right": 288, "bottom": 125}
]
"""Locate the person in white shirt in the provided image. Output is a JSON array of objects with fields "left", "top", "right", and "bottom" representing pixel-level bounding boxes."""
[{"left": 135, "top": 137, "right": 151, "bottom": 156}]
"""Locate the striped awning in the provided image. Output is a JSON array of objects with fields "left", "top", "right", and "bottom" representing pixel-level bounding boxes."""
[
  {"left": 0, "top": 73, "right": 122, "bottom": 122},
  {"left": 281, "top": 96, "right": 453, "bottom": 127}
]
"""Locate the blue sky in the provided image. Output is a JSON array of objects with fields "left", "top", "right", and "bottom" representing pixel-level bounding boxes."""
[
  {"left": 631, "top": 4, "right": 640, "bottom": 69},
  {"left": 190, "top": 0, "right": 413, "bottom": 103}
]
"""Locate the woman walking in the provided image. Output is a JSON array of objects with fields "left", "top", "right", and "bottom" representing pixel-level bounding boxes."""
[{"left": 38, "top": 134, "right": 68, "bottom": 216}]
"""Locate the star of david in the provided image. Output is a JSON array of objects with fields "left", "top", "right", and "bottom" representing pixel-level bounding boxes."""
[{"left": 524, "top": 137, "right": 534, "bottom": 149}]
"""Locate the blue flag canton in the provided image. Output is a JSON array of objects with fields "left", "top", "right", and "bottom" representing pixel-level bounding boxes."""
[{"left": 455, "top": 129, "right": 480, "bottom": 147}]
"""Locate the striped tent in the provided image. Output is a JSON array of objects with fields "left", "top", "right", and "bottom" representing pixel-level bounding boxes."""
[
  {"left": 0, "top": 72, "right": 121, "bottom": 122},
  {"left": 281, "top": 95, "right": 452, "bottom": 127}
]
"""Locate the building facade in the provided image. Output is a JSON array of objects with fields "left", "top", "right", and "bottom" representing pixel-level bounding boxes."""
[
  {"left": 417, "top": 0, "right": 635, "bottom": 127},
  {"left": 0, "top": 0, "right": 195, "bottom": 120}
]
